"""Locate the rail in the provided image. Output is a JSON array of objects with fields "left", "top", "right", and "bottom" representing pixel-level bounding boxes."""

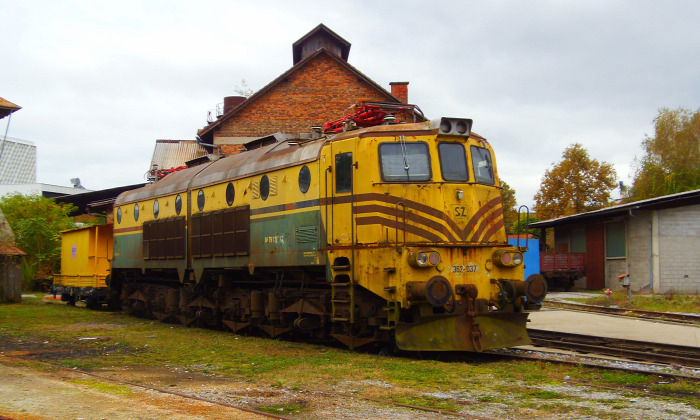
[
  {"left": 527, "top": 328, "right": 700, "bottom": 367},
  {"left": 543, "top": 300, "right": 700, "bottom": 325}
]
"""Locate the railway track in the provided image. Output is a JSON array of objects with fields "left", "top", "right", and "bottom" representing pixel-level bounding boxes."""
[
  {"left": 0, "top": 352, "right": 493, "bottom": 420},
  {"left": 542, "top": 301, "right": 700, "bottom": 324},
  {"left": 526, "top": 328, "right": 700, "bottom": 368}
]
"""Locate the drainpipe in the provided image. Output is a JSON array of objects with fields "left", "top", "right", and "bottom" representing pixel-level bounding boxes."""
[
  {"left": 628, "top": 208, "right": 654, "bottom": 292},
  {"left": 0, "top": 113, "right": 12, "bottom": 161},
  {"left": 195, "top": 135, "right": 220, "bottom": 155}
]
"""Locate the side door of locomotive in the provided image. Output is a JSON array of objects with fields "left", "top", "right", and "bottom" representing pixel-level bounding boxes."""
[{"left": 325, "top": 139, "right": 357, "bottom": 247}]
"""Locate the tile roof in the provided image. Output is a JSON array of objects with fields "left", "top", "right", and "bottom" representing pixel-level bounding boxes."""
[{"left": 0, "top": 136, "right": 36, "bottom": 184}]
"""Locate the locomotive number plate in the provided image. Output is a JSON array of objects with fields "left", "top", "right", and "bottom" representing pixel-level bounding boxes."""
[
  {"left": 453, "top": 205, "right": 468, "bottom": 219},
  {"left": 450, "top": 263, "right": 478, "bottom": 273}
]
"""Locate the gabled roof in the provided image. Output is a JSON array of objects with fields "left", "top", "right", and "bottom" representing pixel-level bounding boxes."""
[
  {"left": 293, "top": 23, "right": 351, "bottom": 64},
  {"left": 0, "top": 97, "right": 21, "bottom": 119},
  {"left": 530, "top": 188, "right": 700, "bottom": 228},
  {"left": 198, "top": 47, "right": 405, "bottom": 141}
]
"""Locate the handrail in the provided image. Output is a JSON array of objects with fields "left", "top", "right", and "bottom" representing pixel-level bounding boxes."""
[{"left": 516, "top": 205, "right": 530, "bottom": 250}]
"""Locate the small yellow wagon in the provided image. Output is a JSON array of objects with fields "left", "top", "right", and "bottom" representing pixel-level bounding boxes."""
[{"left": 53, "top": 224, "right": 113, "bottom": 308}]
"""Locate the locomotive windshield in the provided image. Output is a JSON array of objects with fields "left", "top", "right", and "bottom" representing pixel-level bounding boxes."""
[
  {"left": 471, "top": 145, "right": 495, "bottom": 184},
  {"left": 379, "top": 142, "right": 431, "bottom": 181},
  {"left": 438, "top": 142, "right": 468, "bottom": 181}
]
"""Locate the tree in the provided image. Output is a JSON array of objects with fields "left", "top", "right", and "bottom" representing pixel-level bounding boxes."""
[
  {"left": 500, "top": 180, "right": 518, "bottom": 234},
  {"left": 534, "top": 143, "right": 617, "bottom": 221},
  {"left": 234, "top": 79, "right": 255, "bottom": 98},
  {"left": 0, "top": 194, "right": 75, "bottom": 289},
  {"left": 630, "top": 108, "right": 700, "bottom": 200}
]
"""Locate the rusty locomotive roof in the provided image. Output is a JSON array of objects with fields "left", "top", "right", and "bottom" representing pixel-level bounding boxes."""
[
  {"left": 115, "top": 138, "right": 327, "bottom": 205},
  {"left": 115, "top": 119, "right": 485, "bottom": 206}
]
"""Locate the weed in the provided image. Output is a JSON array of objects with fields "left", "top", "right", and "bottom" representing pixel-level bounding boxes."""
[{"left": 527, "top": 389, "right": 564, "bottom": 399}]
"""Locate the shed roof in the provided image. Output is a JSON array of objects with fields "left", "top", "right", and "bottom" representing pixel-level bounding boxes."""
[
  {"left": 151, "top": 140, "right": 208, "bottom": 170},
  {"left": 530, "top": 189, "right": 700, "bottom": 228}
]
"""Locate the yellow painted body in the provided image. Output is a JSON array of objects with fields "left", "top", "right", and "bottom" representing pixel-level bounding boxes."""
[{"left": 55, "top": 224, "right": 113, "bottom": 288}]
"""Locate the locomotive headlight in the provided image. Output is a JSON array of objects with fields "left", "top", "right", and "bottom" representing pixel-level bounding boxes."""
[
  {"left": 440, "top": 119, "right": 452, "bottom": 133},
  {"left": 408, "top": 249, "right": 440, "bottom": 268},
  {"left": 512, "top": 252, "right": 523, "bottom": 266},
  {"left": 493, "top": 250, "right": 524, "bottom": 267}
]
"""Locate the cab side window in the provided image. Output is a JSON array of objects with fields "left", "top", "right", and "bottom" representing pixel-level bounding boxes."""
[{"left": 335, "top": 152, "right": 352, "bottom": 193}]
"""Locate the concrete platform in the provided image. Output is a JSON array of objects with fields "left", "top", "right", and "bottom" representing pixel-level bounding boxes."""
[{"left": 527, "top": 308, "right": 700, "bottom": 348}]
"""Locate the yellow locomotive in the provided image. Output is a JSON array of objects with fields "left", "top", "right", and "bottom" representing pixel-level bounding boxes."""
[{"left": 104, "top": 114, "right": 546, "bottom": 352}]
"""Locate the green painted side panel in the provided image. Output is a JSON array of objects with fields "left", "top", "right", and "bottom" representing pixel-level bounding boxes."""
[
  {"left": 113, "top": 233, "right": 142, "bottom": 269},
  {"left": 192, "top": 210, "right": 327, "bottom": 273}
]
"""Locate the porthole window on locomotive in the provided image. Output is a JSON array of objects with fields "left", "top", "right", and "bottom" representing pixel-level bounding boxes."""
[
  {"left": 298, "top": 165, "right": 311, "bottom": 193},
  {"left": 470, "top": 145, "right": 495, "bottom": 185},
  {"left": 438, "top": 143, "right": 468, "bottom": 181},
  {"left": 226, "top": 183, "right": 235, "bottom": 206},
  {"left": 153, "top": 199, "right": 159, "bottom": 219},
  {"left": 116, "top": 207, "right": 122, "bottom": 224},
  {"left": 133, "top": 203, "right": 140, "bottom": 221},
  {"left": 175, "top": 194, "right": 182, "bottom": 215},
  {"left": 197, "top": 190, "right": 205, "bottom": 211},
  {"left": 260, "top": 175, "right": 270, "bottom": 200}
]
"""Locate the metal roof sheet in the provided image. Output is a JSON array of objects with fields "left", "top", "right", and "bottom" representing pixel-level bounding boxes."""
[
  {"left": 530, "top": 188, "right": 700, "bottom": 228},
  {"left": 0, "top": 136, "right": 36, "bottom": 184},
  {"left": 150, "top": 140, "right": 208, "bottom": 171}
]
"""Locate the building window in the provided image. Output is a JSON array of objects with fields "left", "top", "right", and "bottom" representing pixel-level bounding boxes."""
[
  {"left": 438, "top": 142, "right": 468, "bottom": 181},
  {"left": 606, "top": 221, "right": 626, "bottom": 257}
]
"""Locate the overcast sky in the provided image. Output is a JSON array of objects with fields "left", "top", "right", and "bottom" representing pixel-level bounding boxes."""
[{"left": 2, "top": 0, "right": 698, "bottom": 207}]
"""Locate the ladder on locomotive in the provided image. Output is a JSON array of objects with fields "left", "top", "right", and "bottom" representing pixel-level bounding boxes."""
[{"left": 330, "top": 257, "right": 354, "bottom": 323}]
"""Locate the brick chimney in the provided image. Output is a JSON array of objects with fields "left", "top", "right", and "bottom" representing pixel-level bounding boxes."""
[
  {"left": 390, "top": 82, "right": 409, "bottom": 103},
  {"left": 223, "top": 96, "right": 246, "bottom": 114}
]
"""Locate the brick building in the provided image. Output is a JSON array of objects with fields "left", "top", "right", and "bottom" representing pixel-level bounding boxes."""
[
  {"left": 198, "top": 24, "right": 420, "bottom": 154},
  {"left": 531, "top": 189, "right": 700, "bottom": 293}
]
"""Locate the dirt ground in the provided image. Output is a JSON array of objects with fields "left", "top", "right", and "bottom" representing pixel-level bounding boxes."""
[{"left": 0, "top": 346, "right": 452, "bottom": 420}]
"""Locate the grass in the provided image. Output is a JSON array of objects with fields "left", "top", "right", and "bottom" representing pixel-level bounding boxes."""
[
  {"left": 70, "top": 379, "right": 134, "bottom": 396},
  {"left": 1, "top": 296, "right": 698, "bottom": 416},
  {"left": 569, "top": 290, "right": 700, "bottom": 313}
]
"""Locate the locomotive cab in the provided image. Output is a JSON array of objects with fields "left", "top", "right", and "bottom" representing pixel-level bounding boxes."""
[{"left": 323, "top": 117, "right": 546, "bottom": 351}]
